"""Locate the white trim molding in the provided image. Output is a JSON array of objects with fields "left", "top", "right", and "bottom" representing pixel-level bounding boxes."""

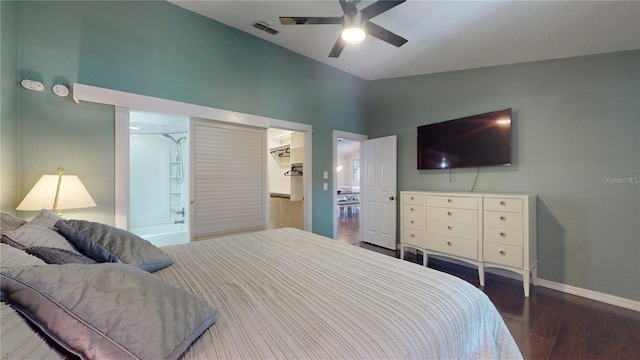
[
  {"left": 73, "top": 83, "right": 312, "bottom": 132},
  {"left": 537, "top": 278, "right": 640, "bottom": 313},
  {"left": 422, "top": 255, "right": 640, "bottom": 312}
]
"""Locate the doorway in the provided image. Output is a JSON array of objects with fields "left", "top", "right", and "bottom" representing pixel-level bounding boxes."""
[
  {"left": 128, "top": 110, "right": 189, "bottom": 246},
  {"left": 99, "top": 84, "right": 313, "bottom": 238},
  {"left": 336, "top": 138, "right": 361, "bottom": 244},
  {"left": 332, "top": 130, "right": 367, "bottom": 243},
  {"left": 267, "top": 128, "right": 305, "bottom": 230}
]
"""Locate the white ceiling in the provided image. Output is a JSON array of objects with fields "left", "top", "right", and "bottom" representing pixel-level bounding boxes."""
[
  {"left": 337, "top": 138, "right": 360, "bottom": 157},
  {"left": 169, "top": 0, "right": 640, "bottom": 81}
]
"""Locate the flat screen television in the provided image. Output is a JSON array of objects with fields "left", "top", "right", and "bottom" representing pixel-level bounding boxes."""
[{"left": 417, "top": 108, "right": 512, "bottom": 170}]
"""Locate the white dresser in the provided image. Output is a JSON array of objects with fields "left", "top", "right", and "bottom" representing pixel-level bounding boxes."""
[{"left": 400, "top": 191, "right": 537, "bottom": 296}]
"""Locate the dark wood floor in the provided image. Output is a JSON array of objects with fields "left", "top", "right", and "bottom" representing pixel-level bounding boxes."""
[
  {"left": 339, "top": 214, "right": 640, "bottom": 360},
  {"left": 337, "top": 207, "right": 360, "bottom": 245}
]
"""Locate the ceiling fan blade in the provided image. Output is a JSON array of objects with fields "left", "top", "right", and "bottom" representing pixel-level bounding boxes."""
[
  {"left": 365, "top": 21, "right": 408, "bottom": 47},
  {"left": 329, "top": 37, "right": 347, "bottom": 58},
  {"left": 360, "top": 0, "right": 405, "bottom": 20},
  {"left": 279, "top": 17, "right": 343, "bottom": 25},
  {"left": 338, "top": 0, "right": 350, "bottom": 14},
  {"left": 339, "top": 0, "right": 358, "bottom": 18}
]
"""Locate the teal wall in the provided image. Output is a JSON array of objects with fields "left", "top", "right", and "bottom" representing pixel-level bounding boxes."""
[
  {"left": 367, "top": 51, "right": 640, "bottom": 301},
  {"left": 1, "top": 1, "right": 368, "bottom": 233},
  {"left": 1, "top": 1, "right": 20, "bottom": 215}
]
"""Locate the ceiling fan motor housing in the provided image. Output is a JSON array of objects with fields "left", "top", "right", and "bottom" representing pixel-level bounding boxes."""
[{"left": 279, "top": 0, "right": 408, "bottom": 58}]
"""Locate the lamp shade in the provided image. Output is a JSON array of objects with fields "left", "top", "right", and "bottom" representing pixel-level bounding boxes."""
[{"left": 17, "top": 168, "right": 96, "bottom": 215}]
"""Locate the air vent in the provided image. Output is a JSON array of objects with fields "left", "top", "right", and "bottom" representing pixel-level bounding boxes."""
[{"left": 252, "top": 21, "right": 279, "bottom": 35}]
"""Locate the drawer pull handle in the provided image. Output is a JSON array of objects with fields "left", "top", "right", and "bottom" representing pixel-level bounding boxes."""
[
  {"left": 410, "top": 196, "right": 414, "bottom": 200},
  {"left": 447, "top": 198, "right": 453, "bottom": 203},
  {"left": 447, "top": 241, "right": 452, "bottom": 246},
  {"left": 410, "top": 234, "right": 415, "bottom": 238},
  {"left": 410, "top": 220, "right": 414, "bottom": 224},
  {"left": 500, "top": 232, "right": 506, "bottom": 237},
  {"left": 447, "top": 226, "right": 452, "bottom": 230},
  {"left": 500, "top": 216, "right": 506, "bottom": 221},
  {"left": 499, "top": 250, "right": 506, "bottom": 255},
  {"left": 447, "top": 211, "right": 452, "bottom": 216},
  {"left": 500, "top": 201, "right": 506, "bottom": 206}
]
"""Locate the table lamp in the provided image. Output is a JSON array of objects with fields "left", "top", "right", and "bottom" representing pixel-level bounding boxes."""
[{"left": 16, "top": 167, "right": 97, "bottom": 216}]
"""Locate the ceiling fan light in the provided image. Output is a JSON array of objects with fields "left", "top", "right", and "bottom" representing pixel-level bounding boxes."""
[{"left": 341, "top": 26, "right": 366, "bottom": 44}]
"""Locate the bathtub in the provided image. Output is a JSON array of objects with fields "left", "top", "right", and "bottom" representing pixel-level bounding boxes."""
[{"left": 130, "top": 223, "right": 189, "bottom": 247}]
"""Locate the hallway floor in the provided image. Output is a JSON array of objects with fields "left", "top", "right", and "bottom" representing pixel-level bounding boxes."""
[{"left": 337, "top": 208, "right": 359, "bottom": 245}]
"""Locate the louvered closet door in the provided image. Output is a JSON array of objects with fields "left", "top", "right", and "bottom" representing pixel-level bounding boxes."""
[{"left": 192, "top": 120, "right": 266, "bottom": 239}]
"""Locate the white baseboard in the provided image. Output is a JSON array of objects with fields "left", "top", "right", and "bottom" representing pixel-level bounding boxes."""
[
  {"left": 536, "top": 278, "right": 640, "bottom": 313},
  {"left": 405, "top": 253, "right": 640, "bottom": 312}
]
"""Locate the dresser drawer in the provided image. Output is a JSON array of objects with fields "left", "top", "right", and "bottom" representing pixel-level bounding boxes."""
[
  {"left": 483, "top": 211, "right": 523, "bottom": 246},
  {"left": 402, "top": 228, "right": 426, "bottom": 248},
  {"left": 427, "top": 206, "right": 477, "bottom": 224},
  {"left": 484, "top": 242, "right": 523, "bottom": 268},
  {"left": 426, "top": 207, "right": 478, "bottom": 239},
  {"left": 484, "top": 197, "right": 523, "bottom": 213},
  {"left": 403, "top": 204, "right": 424, "bottom": 230},
  {"left": 426, "top": 232, "right": 478, "bottom": 259},
  {"left": 402, "top": 193, "right": 424, "bottom": 206},
  {"left": 427, "top": 195, "right": 478, "bottom": 210}
]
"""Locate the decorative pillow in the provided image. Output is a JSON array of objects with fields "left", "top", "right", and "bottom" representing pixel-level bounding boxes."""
[
  {"left": 28, "top": 209, "right": 64, "bottom": 228},
  {"left": 1, "top": 212, "right": 27, "bottom": 231},
  {"left": 55, "top": 220, "right": 173, "bottom": 272},
  {"left": 24, "top": 246, "right": 97, "bottom": 265},
  {"left": 0, "top": 243, "right": 46, "bottom": 267},
  {"left": 1, "top": 263, "right": 219, "bottom": 360},
  {"left": 1, "top": 220, "right": 79, "bottom": 253}
]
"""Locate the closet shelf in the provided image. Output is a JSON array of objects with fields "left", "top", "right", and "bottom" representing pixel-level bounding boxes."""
[
  {"left": 270, "top": 131, "right": 292, "bottom": 145},
  {"left": 270, "top": 144, "right": 289, "bottom": 152}
]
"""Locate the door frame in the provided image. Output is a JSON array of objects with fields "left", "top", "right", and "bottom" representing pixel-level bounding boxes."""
[
  {"left": 332, "top": 130, "right": 367, "bottom": 240},
  {"left": 73, "top": 83, "right": 313, "bottom": 234}
]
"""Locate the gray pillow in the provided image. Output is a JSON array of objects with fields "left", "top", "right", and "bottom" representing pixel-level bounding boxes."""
[
  {"left": 1, "top": 212, "right": 27, "bottom": 231},
  {"left": 1, "top": 219, "right": 79, "bottom": 253},
  {"left": 55, "top": 219, "right": 173, "bottom": 272},
  {"left": 1, "top": 263, "right": 218, "bottom": 360},
  {"left": 25, "top": 246, "right": 97, "bottom": 265},
  {"left": 27, "top": 209, "right": 64, "bottom": 228},
  {"left": 0, "top": 243, "right": 46, "bottom": 267}
]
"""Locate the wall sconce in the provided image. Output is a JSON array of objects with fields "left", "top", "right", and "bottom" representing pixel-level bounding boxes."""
[{"left": 16, "top": 167, "right": 97, "bottom": 216}]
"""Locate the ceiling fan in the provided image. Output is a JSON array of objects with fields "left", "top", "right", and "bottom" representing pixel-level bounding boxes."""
[{"left": 279, "top": 0, "right": 408, "bottom": 58}]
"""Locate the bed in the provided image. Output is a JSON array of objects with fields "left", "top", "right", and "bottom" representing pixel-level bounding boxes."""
[{"left": 1, "top": 211, "right": 522, "bottom": 359}]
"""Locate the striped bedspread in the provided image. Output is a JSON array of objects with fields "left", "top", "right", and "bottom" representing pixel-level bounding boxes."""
[{"left": 157, "top": 227, "right": 522, "bottom": 359}]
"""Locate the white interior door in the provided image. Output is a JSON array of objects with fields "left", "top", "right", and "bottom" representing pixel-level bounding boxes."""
[{"left": 362, "top": 135, "right": 397, "bottom": 249}]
